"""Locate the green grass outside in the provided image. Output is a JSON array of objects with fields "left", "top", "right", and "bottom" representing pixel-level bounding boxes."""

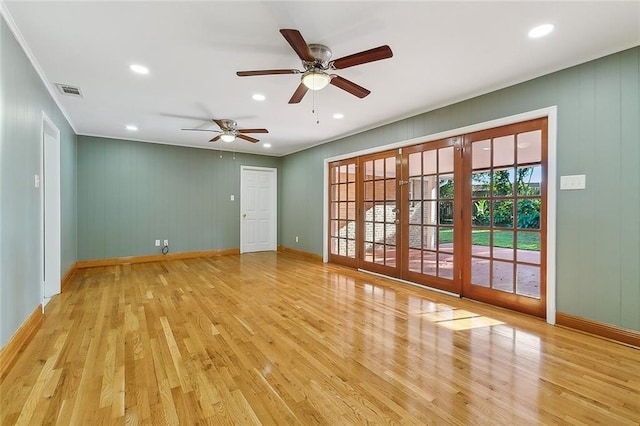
[{"left": 438, "top": 229, "right": 540, "bottom": 251}]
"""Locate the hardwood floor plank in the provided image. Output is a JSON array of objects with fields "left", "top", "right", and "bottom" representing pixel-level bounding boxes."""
[{"left": 1, "top": 252, "right": 639, "bottom": 424}]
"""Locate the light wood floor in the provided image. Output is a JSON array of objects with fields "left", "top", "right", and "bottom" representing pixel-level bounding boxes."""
[{"left": 1, "top": 252, "right": 639, "bottom": 425}]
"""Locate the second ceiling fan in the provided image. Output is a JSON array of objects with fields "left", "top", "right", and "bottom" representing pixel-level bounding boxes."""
[{"left": 237, "top": 29, "right": 393, "bottom": 104}]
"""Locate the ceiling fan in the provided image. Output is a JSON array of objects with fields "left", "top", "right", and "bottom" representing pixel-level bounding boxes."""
[
  {"left": 181, "top": 119, "right": 268, "bottom": 143},
  {"left": 237, "top": 29, "right": 393, "bottom": 104}
]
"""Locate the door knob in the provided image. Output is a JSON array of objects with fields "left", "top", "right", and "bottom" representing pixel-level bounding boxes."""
[{"left": 242, "top": 213, "right": 246, "bottom": 218}]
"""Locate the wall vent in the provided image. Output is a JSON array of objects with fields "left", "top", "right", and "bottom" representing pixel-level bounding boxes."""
[{"left": 55, "top": 83, "right": 83, "bottom": 98}]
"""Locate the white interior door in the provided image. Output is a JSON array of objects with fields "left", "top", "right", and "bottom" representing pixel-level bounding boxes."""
[
  {"left": 42, "top": 113, "right": 61, "bottom": 307},
  {"left": 240, "top": 166, "right": 277, "bottom": 253}
]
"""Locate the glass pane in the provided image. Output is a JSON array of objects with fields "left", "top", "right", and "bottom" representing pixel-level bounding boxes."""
[
  {"left": 386, "top": 225, "right": 396, "bottom": 245},
  {"left": 364, "top": 222, "right": 374, "bottom": 243},
  {"left": 347, "top": 183, "right": 356, "bottom": 201},
  {"left": 472, "top": 199, "right": 491, "bottom": 227},
  {"left": 438, "top": 253, "right": 454, "bottom": 279},
  {"left": 439, "top": 228, "right": 453, "bottom": 253},
  {"left": 493, "top": 168, "right": 514, "bottom": 196},
  {"left": 439, "top": 147, "right": 454, "bottom": 174},
  {"left": 364, "top": 181, "right": 374, "bottom": 201},
  {"left": 471, "top": 258, "right": 490, "bottom": 287},
  {"left": 493, "top": 200, "right": 513, "bottom": 228},
  {"left": 385, "top": 156, "right": 396, "bottom": 177},
  {"left": 385, "top": 179, "right": 396, "bottom": 200},
  {"left": 409, "top": 202, "right": 423, "bottom": 225},
  {"left": 338, "top": 183, "right": 348, "bottom": 201},
  {"left": 363, "top": 161, "right": 374, "bottom": 180},
  {"left": 424, "top": 201, "right": 437, "bottom": 225},
  {"left": 347, "top": 202, "right": 356, "bottom": 221},
  {"left": 493, "top": 230, "right": 514, "bottom": 260},
  {"left": 363, "top": 202, "right": 373, "bottom": 221},
  {"left": 471, "top": 171, "right": 491, "bottom": 198},
  {"left": 439, "top": 175, "right": 454, "bottom": 199},
  {"left": 408, "top": 152, "right": 422, "bottom": 176},
  {"left": 330, "top": 166, "right": 338, "bottom": 184},
  {"left": 330, "top": 237, "right": 338, "bottom": 255},
  {"left": 375, "top": 223, "right": 384, "bottom": 242},
  {"left": 409, "top": 178, "right": 422, "bottom": 201},
  {"left": 492, "top": 261, "right": 513, "bottom": 293},
  {"left": 409, "top": 249, "right": 422, "bottom": 273},
  {"left": 346, "top": 221, "right": 355, "bottom": 240},
  {"left": 471, "top": 230, "right": 490, "bottom": 255},
  {"left": 494, "top": 135, "right": 514, "bottom": 167},
  {"left": 374, "top": 159, "right": 384, "bottom": 178},
  {"left": 517, "top": 232, "right": 540, "bottom": 264},
  {"left": 330, "top": 220, "right": 339, "bottom": 236},
  {"left": 517, "top": 130, "right": 542, "bottom": 164},
  {"left": 386, "top": 204, "right": 396, "bottom": 223},
  {"left": 346, "top": 164, "right": 356, "bottom": 182},
  {"left": 346, "top": 239, "right": 356, "bottom": 258},
  {"left": 423, "top": 226, "right": 437, "bottom": 250},
  {"left": 422, "top": 176, "right": 438, "bottom": 199},
  {"left": 385, "top": 245, "right": 397, "bottom": 267},
  {"left": 339, "top": 165, "right": 348, "bottom": 183},
  {"left": 423, "top": 251, "right": 437, "bottom": 276},
  {"left": 439, "top": 201, "right": 454, "bottom": 225},
  {"left": 472, "top": 139, "right": 491, "bottom": 169},
  {"left": 517, "top": 198, "right": 541, "bottom": 230},
  {"left": 516, "top": 265, "right": 540, "bottom": 298},
  {"left": 517, "top": 166, "right": 541, "bottom": 196},
  {"left": 374, "top": 244, "right": 385, "bottom": 264},
  {"left": 339, "top": 238, "right": 347, "bottom": 256},
  {"left": 374, "top": 204, "right": 384, "bottom": 222},
  {"left": 409, "top": 225, "right": 422, "bottom": 248},
  {"left": 331, "top": 202, "right": 338, "bottom": 220},
  {"left": 423, "top": 150, "right": 437, "bottom": 175}
]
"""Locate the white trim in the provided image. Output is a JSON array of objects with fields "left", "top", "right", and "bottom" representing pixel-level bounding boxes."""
[
  {"left": 0, "top": 2, "right": 77, "bottom": 134},
  {"left": 240, "top": 165, "right": 278, "bottom": 254},
  {"left": 323, "top": 106, "right": 558, "bottom": 324}
]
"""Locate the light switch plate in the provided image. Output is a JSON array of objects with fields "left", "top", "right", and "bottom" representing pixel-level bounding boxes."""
[
  {"left": 230, "top": 194, "right": 235, "bottom": 201},
  {"left": 560, "top": 174, "right": 586, "bottom": 190}
]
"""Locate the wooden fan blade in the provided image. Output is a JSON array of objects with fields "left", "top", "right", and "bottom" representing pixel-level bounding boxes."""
[
  {"left": 280, "top": 29, "right": 315, "bottom": 62},
  {"left": 330, "top": 76, "right": 371, "bottom": 98},
  {"left": 288, "top": 83, "right": 309, "bottom": 104},
  {"left": 237, "top": 128, "right": 269, "bottom": 134},
  {"left": 181, "top": 128, "right": 220, "bottom": 133},
  {"left": 332, "top": 45, "right": 393, "bottom": 70},
  {"left": 237, "top": 134, "right": 259, "bottom": 143},
  {"left": 212, "top": 119, "right": 226, "bottom": 129},
  {"left": 237, "top": 69, "right": 300, "bottom": 77},
  {"left": 209, "top": 135, "right": 222, "bottom": 142}
]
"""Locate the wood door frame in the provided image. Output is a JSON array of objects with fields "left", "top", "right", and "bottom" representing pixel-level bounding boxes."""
[
  {"left": 323, "top": 106, "right": 557, "bottom": 324},
  {"left": 240, "top": 166, "right": 277, "bottom": 254}
]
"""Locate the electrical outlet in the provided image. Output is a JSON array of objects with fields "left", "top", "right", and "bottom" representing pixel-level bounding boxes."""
[
  {"left": 163, "top": 239, "right": 169, "bottom": 246},
  {"left": 155, "top": 240, "right": 161, "bottom": 247},
  {"left": 295, "top": 236, "right": 299, "bottom": 243}
]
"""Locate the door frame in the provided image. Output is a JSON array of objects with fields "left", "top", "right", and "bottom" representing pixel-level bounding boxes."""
[
  {"left": 324, "top": 106, "right": 557, "bottom": 324},
  {"left": 240, "top": 165, "right": 278, "bottom": 253},
  {"left": 41, "top": 112, "right": 61, "bottom": 309}
]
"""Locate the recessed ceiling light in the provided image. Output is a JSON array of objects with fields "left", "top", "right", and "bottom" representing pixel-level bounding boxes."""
[
  {"left": 252, "top": 93, "right": 266, "bottom": 101},
  {"left": 129, "top": 64, "right": 149, "bottom": 75},
  {"left": 333, "top": 113, "right": 344, "bottom": 119},
  {"left": 528, "top": 24, "right": 554, "bottom": 39},
  {"left": 263, "top": 143, "right": 272, "bottom": 148},
  {"left": 126, "top": 125, "right": 138, "bottom": 131}
]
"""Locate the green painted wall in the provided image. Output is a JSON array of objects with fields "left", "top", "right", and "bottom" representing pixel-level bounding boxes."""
[
  {"left": 280, "top": 46, "right": 640, "bottom": 332},
  {"left": 76, "top": 136, "right": 280, "bottom": 259},
  {"left": 1, "top": 15, "right": 77, "bottom": 347}
]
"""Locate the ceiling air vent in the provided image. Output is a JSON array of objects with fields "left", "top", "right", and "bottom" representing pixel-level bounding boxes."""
[{"left": 55, "top": 83, "right": 83, "bottom": 98}]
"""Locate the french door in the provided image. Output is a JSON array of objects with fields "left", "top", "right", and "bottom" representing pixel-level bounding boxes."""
[{"left": 328, "top": 118, "right": 547, "bottom": 317}]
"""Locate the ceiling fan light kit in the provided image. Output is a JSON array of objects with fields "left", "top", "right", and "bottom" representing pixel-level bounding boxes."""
[
  {"left": 302, "top": 70, "right": 331, "bottom": 90},
  {"left": 236, "top": 28, "right": 393, "bottom": 104},
  {"left": 182, "top": 118, "right": 268, "bottom": 144},
  {"left": 220, "top": 132, "right": 236, "bottom": 143}
]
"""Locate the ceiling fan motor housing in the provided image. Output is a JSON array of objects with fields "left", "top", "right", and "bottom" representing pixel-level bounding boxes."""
[{"left": 305, "top": 44, "right": 332, "bottom": 69}]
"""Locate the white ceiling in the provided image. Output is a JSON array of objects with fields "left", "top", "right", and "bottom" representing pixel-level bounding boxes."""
[{"left": 3, "top": 1, "right": 639, "bottom": 157}]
